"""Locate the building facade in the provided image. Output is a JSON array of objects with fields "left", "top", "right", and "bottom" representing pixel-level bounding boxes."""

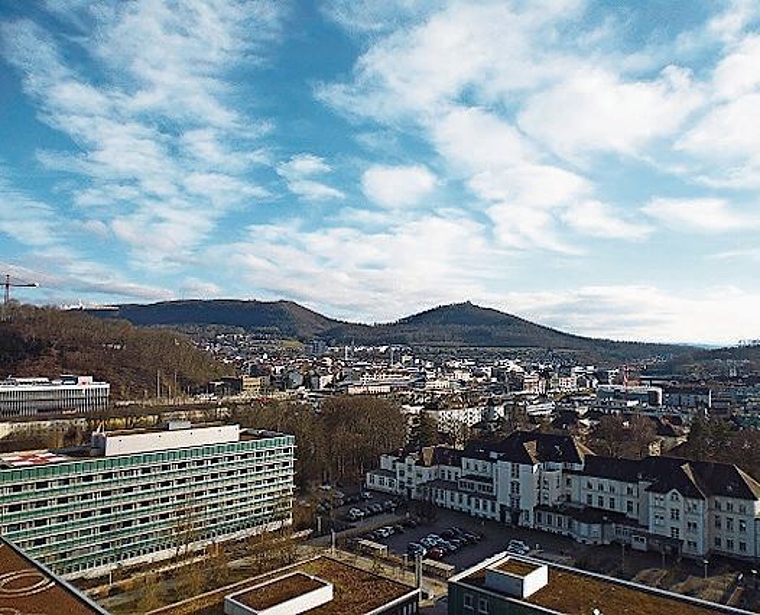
[
  {"left": 0, "top": 375, "right": 110, "bottom": 417},
  {"left": 0, "top": 423, "right": 295, "bottom": 578},
  {"left": 367, "top": 430, "right": 760, "bottom": 562}
]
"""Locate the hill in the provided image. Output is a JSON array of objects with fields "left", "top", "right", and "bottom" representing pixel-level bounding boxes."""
[
  {"left": 89, "top": 299, "right": 689, "bottom": 363},
  {"left": 91, "top": 299, "right": 339, "bottom": 339},
  {"left": 0, "top": 304, "right": 232, "bottom": 400}
]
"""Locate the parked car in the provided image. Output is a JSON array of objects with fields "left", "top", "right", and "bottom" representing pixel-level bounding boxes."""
[
  {"left": 347, "top": 507, "right": 365, "bottom": 521},
  {"left": 375, "top": 526, "right": 395, "bottom": 538},
  {"left": 407, "top": 542, "right": 427, "bottom": 558},
  {"left": 507, "top": 539, "right": 530, "bottom": 555},
  {"left": 427, "top": 546, "right": 446, "bottom": 559}
]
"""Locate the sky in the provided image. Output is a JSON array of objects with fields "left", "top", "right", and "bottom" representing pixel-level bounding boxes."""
[{"left": 1, "top": 0, "right": 759, "bottom": 345}]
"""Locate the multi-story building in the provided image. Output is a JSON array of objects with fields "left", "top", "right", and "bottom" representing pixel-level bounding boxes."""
[
  {"left": 448, "top": 552, "right": 752, "bottom": 615},
  {"left": 367, "top": 430, "right": 760, "bottom": 562},
  {"left": 0, "top": 375, "right": 110, "bottom": 417},
  {"left": 0, "top": 422, "right": 295, "bottom": 578}
]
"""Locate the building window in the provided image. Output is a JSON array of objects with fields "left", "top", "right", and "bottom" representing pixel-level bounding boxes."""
[
  {"left": 463, "top": 593, "right": 473, "bottom": 610},
  {"left": 726, "top": 539, "right": 734, "bottom": 551},
  {"left": 715, "top": 537, "right": 722, "bottom": 548},
  {"left": 670, "top": 509, "right": 680, "bottom": 521},
  {"left": 626, "top": 500, "right": 634, "bottom": 514},
  {"left": 609, "top": 498, "right": 615, "bottom": 510},
  {"left": 726, "top": 517, "right": 734, "bottom": 531},
  {"left": 478, "top": 597, "right": 490, "bottom": 614},
  {"left": 739, "top": 541, "right": 747, "bottom": 553},
  {"left": 597, "top": 496, "right": 603, "bottom": 507},
  {"left": 670, "top": 492, "right": 680, "bottom": 502},
  {"left": 739, "top": 519, "right": 747, "bottom": 533},
  {"left": 587, "top": 494, "right": 592, "bottom": 505},
  {"left": 671, "top": 527, "right": 680, "bottom": 539},
  {"left": 715, "top": 516, "right": 721, "bottom": 529}
]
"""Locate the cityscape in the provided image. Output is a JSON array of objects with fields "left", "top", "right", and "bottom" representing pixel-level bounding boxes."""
[{"left": 2, "top": 1, "right": 760, "bottom": 614}]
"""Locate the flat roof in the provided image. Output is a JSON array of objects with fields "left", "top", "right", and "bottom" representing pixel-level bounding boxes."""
[
  {"left": 455, "top": 554, "right": 753, "bottom": 615},
  {"left": 0, "top": 539, "right": 108, "bottom": 615},
  {"left": 0, "top": 450, "right": 73, "bottom": 468},
  {"left": 232, "top": 572, "right": 326, "bottom": 610},
  {"left": 169, "top": 556, "right": 418, "bottom": 615}
]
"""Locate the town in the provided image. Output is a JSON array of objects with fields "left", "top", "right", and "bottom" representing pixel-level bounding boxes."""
[{"left": 2, "top": 321, "right": 760, "bottom": 614}]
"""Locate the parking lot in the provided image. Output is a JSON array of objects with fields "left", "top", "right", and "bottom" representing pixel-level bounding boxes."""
[{"left": 339, "top": 494, "right": 579, "bottom": 572}]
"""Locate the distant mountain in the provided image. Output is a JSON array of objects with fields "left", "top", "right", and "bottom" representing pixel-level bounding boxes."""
[
  {"left": 89, "top": 299, "right": 691, "bottom": 363},
  {"left": 91, "top": 299, "right": 341, "bottom": 339}
]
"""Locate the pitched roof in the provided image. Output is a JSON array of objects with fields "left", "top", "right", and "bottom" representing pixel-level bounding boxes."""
[
  {"left": 466, "top": 430, "right": 593, "bottom": 466},
  {"left": 581, "top": 455, "right": 760, "bottom": 501}
]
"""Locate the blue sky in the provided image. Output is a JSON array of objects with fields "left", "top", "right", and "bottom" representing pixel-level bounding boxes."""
[{"left": 1, "top": 0, "right": 759, "bottom": 345}]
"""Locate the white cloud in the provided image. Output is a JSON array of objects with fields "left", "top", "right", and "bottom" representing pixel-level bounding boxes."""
[
  {"left": 562, "top": 200, "right": 652, "bottom": 239},
  {"left": 518, "top": 65, "right": 704, "bottom": 161},
  {"left": 642, "top": 197, "right": 759, "bottom": 233},
  {"left": 1, "top": 1, "right": 283, "bottom": 270},
  {"left": 361, "top": 164, "right": 436, "bottom": 208},
  {"left": 276, "top": 154, "right": 345, "bottom": 201}
]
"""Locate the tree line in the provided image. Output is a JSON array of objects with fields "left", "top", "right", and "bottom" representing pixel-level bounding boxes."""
[{"left": 230, "top": 395, "right": 407, "bottom": 489}]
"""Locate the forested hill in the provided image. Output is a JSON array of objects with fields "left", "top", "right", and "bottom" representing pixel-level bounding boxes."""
[
  {"left": 89, "top": 299, "right": 690, "bottom": 363},
  {"left": 0, "top": 304, "right": 231, "bottom": 400}
]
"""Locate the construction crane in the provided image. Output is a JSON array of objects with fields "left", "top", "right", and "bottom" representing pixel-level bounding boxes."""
[{"left": 3, "top": 273, "right": 39, "bottom": 305}]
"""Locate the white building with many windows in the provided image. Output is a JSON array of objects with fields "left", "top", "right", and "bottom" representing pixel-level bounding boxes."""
[
  {"left": 0, "top": 422, "right": 295, "bottom": 578},
  {"left": 367, "top": 430, "right": 760, "bottom": 562},
  {"left": 0, "top": 375, "right": 110, "bottom": 417}
]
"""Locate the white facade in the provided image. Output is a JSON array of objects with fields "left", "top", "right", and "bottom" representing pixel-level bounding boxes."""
[{"left": 0, "top": 376, "right": 110, "bottom": 417}]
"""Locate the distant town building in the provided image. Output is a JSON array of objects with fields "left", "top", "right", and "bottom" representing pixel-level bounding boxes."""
[
  {"left": 0, "top": 375, "right": 110, "bottom": 418},
  {"left": 0, "top": 423, "right": 295, "bottom": 579}
]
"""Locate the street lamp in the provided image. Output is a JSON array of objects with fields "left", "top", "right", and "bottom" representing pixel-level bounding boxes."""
[{"left": 703, "top": 559, "right": 709, "bottom": 579}]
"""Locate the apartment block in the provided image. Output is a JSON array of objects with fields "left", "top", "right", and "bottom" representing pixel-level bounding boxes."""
[
  {"left": 367, "top": 430, "right": 760, "bottom": 562},
  {"left": 0, "top": 375, "right": 110, "bottom": 417},
  {"left": 0, "top": 422, "right": 295, "bottom": 578}
]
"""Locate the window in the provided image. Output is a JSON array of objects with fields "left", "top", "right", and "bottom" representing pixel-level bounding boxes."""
[
  {"left": 587, "top": 494, "right": 592, "bottom": 505},
  {"left": 726, "top": 539, "right": 734, "bottom": 551},
  {"left": 715, "top": 537, "right": 722, "bottom": 548},
  {"left": 478, "top": 597, "right": 490, "bottom": 614},
  {"left": 670, "top": 509, "right": 680, "bottom": 521},
  {"left": 671, "top": 527, "right": 680, "bottom": 539},
  {"left": 609, "top": 497, "right": 615, "bottom": 509},
  {"left": 597, "top": 496, "right": 603, "bottom": 507},
  {"left": 463, "top": 593, "right": 473, "bottom": 610},
  {"left": 726, "top": 517, "right": 734, "bottom": 531},
  {"left": 670, "top": 492, "right": 680, "bottom": 502},
  {"left": 739, "top": 519, "right": 747, "bottom": 533},
  {"left": 726, "top": 501, "right": 734, "bottom": 512},
  {"left": 715, "top": 516, "right": 722, "bottom": 529},
  {"left": 739, "top": 541, "right": 747, "bottom": 553},
  {"left": 627, "top": 501, "right": 634, "bottom": 514}
]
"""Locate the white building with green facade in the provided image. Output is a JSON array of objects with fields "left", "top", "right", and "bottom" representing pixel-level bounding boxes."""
[{"left": 0, "top": 422, "right": 295, "bottom": 578}]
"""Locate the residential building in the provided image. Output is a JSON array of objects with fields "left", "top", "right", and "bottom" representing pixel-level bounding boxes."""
[
  {"left": 367, "top": 430, "right": 760, "bottom": 562},
  {"left": 0, "top": 422, "right": 295, "bottom": 578},
  {"left": 447, "top": 552, "right": 753, "bottom": 615},
  {"left": 0, "top": 375, "right": 110, "bottom": 418}
]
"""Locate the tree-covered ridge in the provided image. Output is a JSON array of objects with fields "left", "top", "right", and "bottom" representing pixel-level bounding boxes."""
[
  {"left": 90, "top": 299, "right": 692, "bottom": 363},
  {"left": 0, "top": 304, "right": 231, "bottom": 400}
]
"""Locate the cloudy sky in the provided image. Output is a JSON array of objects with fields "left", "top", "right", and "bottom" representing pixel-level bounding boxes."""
[{"left": 1, "top": 0, "right": 759, "bottom": 345}]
